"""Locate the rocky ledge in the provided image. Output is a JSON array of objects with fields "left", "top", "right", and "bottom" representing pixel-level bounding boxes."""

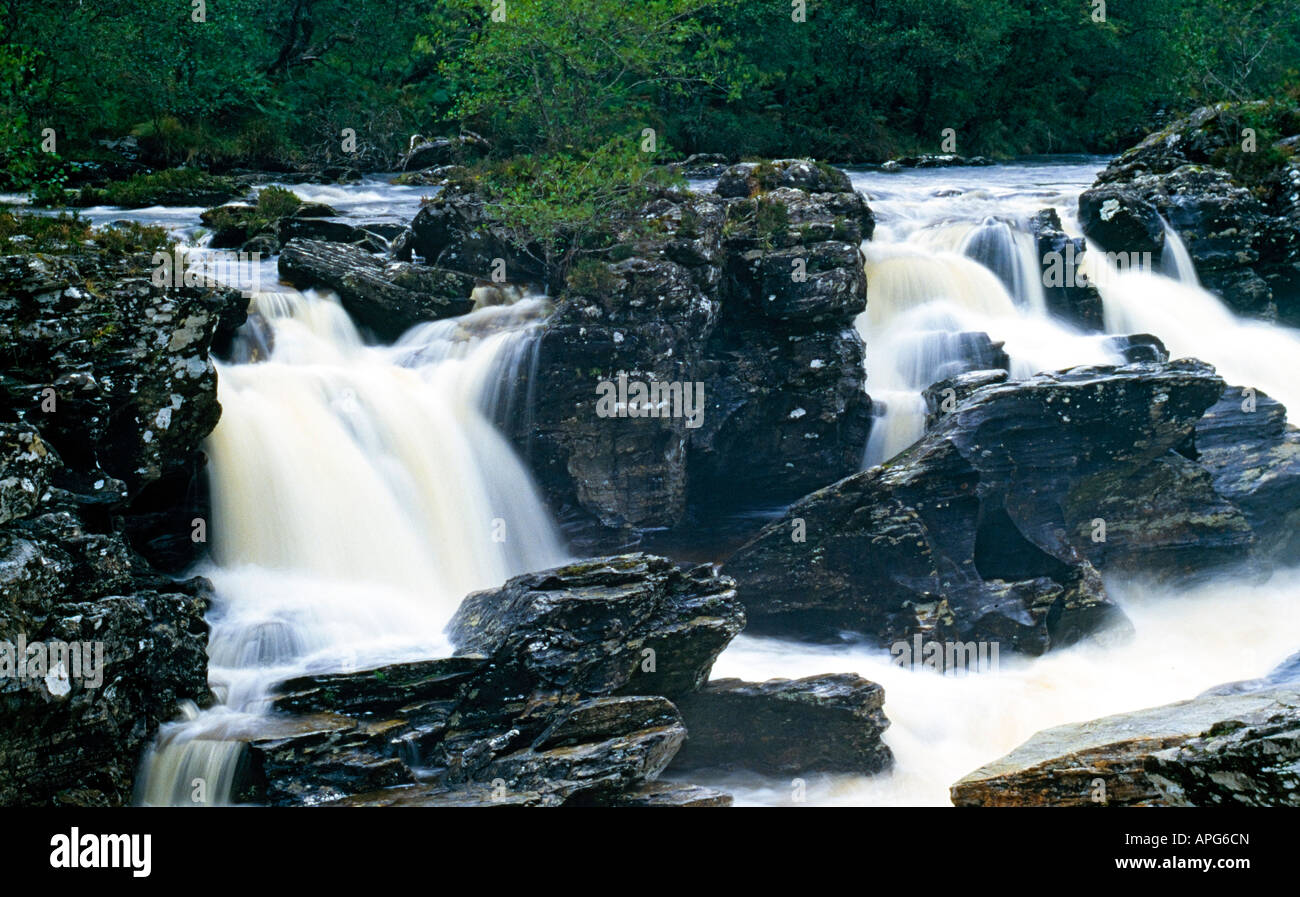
[
  {"left": 952, "top": 651, "right": 1300, "bottom": 807},
  {"left": 1078, "top": 101, "right": 1300, "bottom": 322},
  {"left": 0, "top": 246, "right": 229, "bottom": 805},
  {"left": 224, "top": 555, "right": 895, "bottom": 806}
]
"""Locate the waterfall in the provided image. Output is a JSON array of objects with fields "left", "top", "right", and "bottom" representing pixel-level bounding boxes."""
[
  {"left": 137, "top": 288, "right": 567, "bottom": 806},
  {"left": 858, "top": 231, "right": 1117, "bottom": 467},
  {"left": 1090, "top": 231, "right": 1300, "bottom": 413},
  {"left": 1159, "top": 217, "right": 1200, "bottom": 285}
]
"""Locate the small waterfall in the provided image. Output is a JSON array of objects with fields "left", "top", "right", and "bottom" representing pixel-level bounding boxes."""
[
  {"left": 1159, "top": 218, "right": 1200, "bottom": 285},
  {"left": 858, "top": 233, "right": 1117, "bottom": 467},
  {"left": 137, "top": 288, "right": 567, "bottom": 806},
  {"left": 1094, "top": 261, "right": 1300, "bottom": 414}
]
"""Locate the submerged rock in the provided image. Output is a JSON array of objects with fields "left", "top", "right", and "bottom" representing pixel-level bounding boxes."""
[{"left": 950, "top": 686, "right": 1300, "bottom": 807}]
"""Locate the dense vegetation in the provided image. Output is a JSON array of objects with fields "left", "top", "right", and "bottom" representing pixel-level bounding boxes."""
[{"left": 2, "top": 0, "right": 1298, "bottom": 189}]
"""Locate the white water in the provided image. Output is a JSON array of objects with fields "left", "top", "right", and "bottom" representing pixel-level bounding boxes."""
[
  {"left": 699, "top": 569, "right": 1300, "bottom": 806},
  {"left": 137, "top": 286, "right": 566, "bottom": 805}
]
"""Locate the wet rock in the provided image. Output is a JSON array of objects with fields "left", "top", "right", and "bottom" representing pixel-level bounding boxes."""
[
  {"left": 1102, "top": 333, "right": 1168, "bottom": 364},
  {"left": 0, "top": 578, "right": 212, "bottom": 807},
  {"left": 1081, "top": 101, "right": 1300, "bottom": 321},
  {"left": 448, "top": 554, "right": 744, "bottom": 701},
  {"left": 278, "top": 238, "right": 474, "bottom": 340},
  {"left": 1193, "top": 385, "right": 1300, "bottom": 563},
  {"left": 241, "top": 555, "right": 744, "bottom": 806},
  {"left": 596, "top": 781, "right": 733, "bottom": 807},
  {"left": 401, "top": 134, "right": 490, "bottom": 172},
  {"left": 0, "top": 425, "right": 58, "bottom": 525},
  {"left": 950, "top": 687, "right": 1300, "bottom": 807},
  {"left": 1029, "top": 208, "right": 1104, "bottom": 330},
  {"left": 670, "top": 674, "right": 893, "bottom": 776},
  {"left": 724, "top": 360, "right": 1245, "bottom": 648}
]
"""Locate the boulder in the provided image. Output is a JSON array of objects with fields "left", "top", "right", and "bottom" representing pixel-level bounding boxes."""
[
  {"left": 950, "top": 686, "right": 1300, "bottom": 807},
  {"left": 1192, "top": 384, "right": 1300, "bottom": 564},
  {"left": 232, "top": 555, "right": 746, "bottom": 806},
  {"left": 670, "top": 674, "right": 893, "bottom": 776},
  {"left": 278, "top": 238, "right": 474, "bottom": 340},
  {"left": 723, "top": 360, "right": 1249, "bottom": 648},
  {"left": 1080, "top": 101, "right": 1300, "bottom": 322}
]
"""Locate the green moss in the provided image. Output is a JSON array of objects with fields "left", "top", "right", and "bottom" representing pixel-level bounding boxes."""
[{"left": 74, "top": 168, "right": 239, "bottom": 208}]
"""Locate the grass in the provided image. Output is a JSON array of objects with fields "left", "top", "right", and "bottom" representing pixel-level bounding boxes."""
[{"left": 0, "top": 209, "right": 171, "bottom": 255}]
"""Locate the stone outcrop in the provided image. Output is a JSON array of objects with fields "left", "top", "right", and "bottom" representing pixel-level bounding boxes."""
[
  {"left": 231, "top": 555, "right": 750, "bottom": 806},
  {"left": 951, "top": 684, "right": 1300, "bottom": 807},
  {"left": 723, "top": 360, "right": 1254, "bottom": 649},
  {"left": 278, "top": 238, "right": 475, "bottom": 340},
  {"left": 669, "top": 674, "right": 893, "bottom": 775},
  {"left": 1078, "top": 101, "right": 1300, "bottom": 323},
  {"left": 0, "top": 248, "right": 222, "bottom": 805}
]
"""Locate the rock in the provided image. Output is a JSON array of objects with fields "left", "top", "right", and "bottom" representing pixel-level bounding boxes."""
[
  {"left": 595, "top": 782, "right": 733, "bottom": 807},
  {"left": 401, "top": 134, "right": 490, "bottom": 172},
  {"left": 1081, "top": 101, "right": 1300, "bottom": 322},
  {"left": 1192, "top": 384, "right": 1300, "bottom": 563},
  {"left": 448, "top": 554, "right": 744, "bottom": 701},
  {"left": 950, "top": 687, "right": 1300, "bottom": 807},
  {"left": 0, "top": 237, "right": 227, "bottom": 805},
  {"left": 1029, "top": 208, "right": 1103, "bottom": 330},
  {"left": 408, "top": 183, "right": 551, "bottom": 287},
  {"left": 278, "top": 238, "right": 474, "bottom": 340},
  {"left": 0, "top": 572, "right": 212, "bottom": 806},
  {"left": 1077, "top": 183, "right": 1165, "bottom": 257},
  {"left": 670, "top": 674, "right": 893, "bottom": 776},
  {"left": 668, "top": 154, "right": 731, "bottom": 179},
  {"left": 714, "top": 159, "right": 856, "bottom": 199},
  {"left": 1203, "top": 650, "right": 1300, "bottom": 696},
  {"left": 1102, "top": 333, "right": 1168, "bottom": 364},
  {"left": 277, "top": 216, "right": 364, "bottom": 245},
  {"left": 884, "top": 154, "right": 995, "bottom": 169},
  {"left": 724, "top": 360, "right": 1247, "bottom": 648},
  {"left": 0, "top": 425, "right": 58, "bottom": 525},
  {"left": 231, "top": 555, "right": 745, "bottom": 806},
  {"left": 0, "top": 252, "right": 227, "bottom": 570}
]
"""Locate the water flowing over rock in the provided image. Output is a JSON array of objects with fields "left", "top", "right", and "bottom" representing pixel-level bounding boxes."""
[
  {"left": 278, "top": 238, "right": 474, "bottom": 339},
  {"left": 723, "top": 360, "right": 1255, "bottom": 648},
  {"left": 223, "top": 555, "right": 747, "bottom": 806},
  {"left": 950, "top": 685, "right": 1300, "bottom": 807},
  {"left": 1079, "top": 102, "right": 1300, "bottom": 322}
]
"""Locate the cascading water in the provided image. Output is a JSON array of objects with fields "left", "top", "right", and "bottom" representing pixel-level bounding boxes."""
[
  {"left": 854, "top": 166, "right": 1123, "bottom": 467},
  {"left": 137, "top": 283, "right": 567, "bottom": 806}
]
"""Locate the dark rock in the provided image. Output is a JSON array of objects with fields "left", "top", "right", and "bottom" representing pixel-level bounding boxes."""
[
  {"left": 448, "top": 554, "right": 744, "bottom": 701},
  {"left": 401, "top": 134, "right": 490, "bottom": 172},
  {"left": 1029, "top": 208, "right": 1104, "bottom": 329},
  {"left": 1081, "top": 101, "right": 1300, "bottom": 321},
  {"left": 670, "top": 674, "right": 893, "bottom": 776},
  {"left": 597, "top": 781, "right": 733, "bottom": 807},
  {"left": 278, "top": 238, "right": 474, "bottom": 340},
  {"left": 724, "top": 360, "right": 1246, "bottom": 648},
  {"left": 1102, "top": 333, "right": 1168, "bottom": 364},
  {"left": 236, "top": 554, "right": 746, "bottom": 806},
  {"left": 950, "top": 687, "right": 1300, "bottom": 807},
  {"left": 714, "top": 159, "right": 855, "bottom": 198},
  {"left": 1193, "top": 384, "right": 1300, "bottom": 563}
]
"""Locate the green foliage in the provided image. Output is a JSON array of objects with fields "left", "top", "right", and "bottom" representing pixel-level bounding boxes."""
[
  {"left": 476, "top": 137, "right": 683, "bottom": 276},
  {"left": 0, "top": 209, "right": 168, "bottom": 255},
  {"left": 73, "top": 169, "right": 238, "bottom": 208}
]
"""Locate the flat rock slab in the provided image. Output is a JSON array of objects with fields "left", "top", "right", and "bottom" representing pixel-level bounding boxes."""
[{"left": 951, "top": 687, "right": 1300, "bottom": 806}]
